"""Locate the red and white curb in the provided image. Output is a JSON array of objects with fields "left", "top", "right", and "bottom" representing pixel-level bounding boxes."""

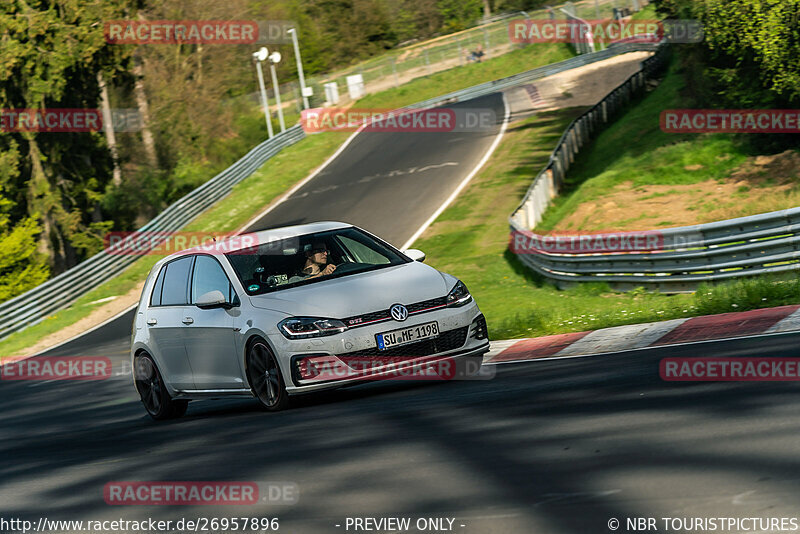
[{"left": 485, "top": 304, "right": 800, "bottom": 364}]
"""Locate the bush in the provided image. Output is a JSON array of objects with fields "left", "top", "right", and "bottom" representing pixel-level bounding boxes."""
[{"left": 0, "top": 217, "right": 50, "bottom": 302}]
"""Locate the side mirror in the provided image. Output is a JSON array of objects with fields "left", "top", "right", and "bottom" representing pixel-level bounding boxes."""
[
  {"left": 196, "top": 290, "right": 231, "bottom": 309},
  {"left": 404, "top": 249, "right": 426, "bottom": 262}
]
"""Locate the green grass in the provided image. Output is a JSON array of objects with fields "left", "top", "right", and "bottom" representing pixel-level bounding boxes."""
[
  {"left": 534, "top": 58, "right": 751, "bottom": 231},
  {"left": 0, "top": 132, "right": 349, "bottom": 359},
  {"left": 413, "top": 108, "right": 800, "bottom": 341},
  {"left": 532, "top": 52, "right": 800, "bottom": 235},
  {"left": 355, "top": 43, "right": 575, "bottom": 109},
  {"left": 631, "top": 3, "right": 658, "bottom": 20}
]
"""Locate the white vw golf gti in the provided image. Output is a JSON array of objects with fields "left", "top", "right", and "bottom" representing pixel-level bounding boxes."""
[{"left": 131, "top": 222, "right": 489, "bottom": 419}]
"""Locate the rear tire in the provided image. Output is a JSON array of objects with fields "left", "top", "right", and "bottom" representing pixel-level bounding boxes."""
[
  {"left": 246, "top": 339, "right": 290, "bottom": 411},
  {"left": 134, "top": 353, "right": 188, "bottom": 420}
]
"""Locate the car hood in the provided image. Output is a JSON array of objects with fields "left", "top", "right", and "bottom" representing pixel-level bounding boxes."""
[{"left": 248, "top": 261, "right": 454, "bottom": 318}]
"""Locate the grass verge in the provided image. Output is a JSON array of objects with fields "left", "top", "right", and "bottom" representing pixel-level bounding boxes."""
[
  {"left": 414, "top": 109, "right": 800, "bottom": 340},
  {"left": 535, "top": 58, "right": 799, "bottom": 232}
]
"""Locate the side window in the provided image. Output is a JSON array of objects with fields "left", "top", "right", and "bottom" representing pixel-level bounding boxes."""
[
  {"left": 160, "top": 256, "right": 193, "bottom": 306},
  {"left": 150, "top": 265, "right": 167, "bottom": 306},
  {"left": 191, "top": 255, "right": 235, "bottom": 304}
]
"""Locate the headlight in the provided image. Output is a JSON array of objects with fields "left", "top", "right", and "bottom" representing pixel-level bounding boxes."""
[
  {"left": 278, "top": 317, "right": 347, "bottom": 339},
  {"left": 446, "top": 280, "right": 472, "bottom": 307}
]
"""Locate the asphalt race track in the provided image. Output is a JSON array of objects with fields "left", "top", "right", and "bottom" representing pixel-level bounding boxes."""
[
  {"left": 247, "top": 93, "right": 507, "bottom": 245},
  {"left": 5, "top": 332, "right": 800, "bottom": 532},
  {"left": 4, "top": 93, "right": 800, "bottom": 532}
]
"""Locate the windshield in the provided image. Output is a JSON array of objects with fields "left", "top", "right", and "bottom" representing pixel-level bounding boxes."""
[{"left": 226, "top": 227, "right": 409, "bottom": 295}]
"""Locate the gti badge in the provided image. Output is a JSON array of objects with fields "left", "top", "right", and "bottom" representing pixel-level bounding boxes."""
[{"left": 390, "top": 304, "right": 409, "bottom": 322}]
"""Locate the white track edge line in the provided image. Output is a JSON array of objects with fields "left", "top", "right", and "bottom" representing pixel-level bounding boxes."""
[
  {"left": 237, "top": 127, "right": 364, "bottom": 234},
  {"left": 400, "top": 92, "right": 511, "bottom": 250}
]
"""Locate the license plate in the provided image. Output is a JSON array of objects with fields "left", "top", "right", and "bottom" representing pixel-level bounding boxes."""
[{"left": 376, "top": 321, "right": 439, "bottom": 350}]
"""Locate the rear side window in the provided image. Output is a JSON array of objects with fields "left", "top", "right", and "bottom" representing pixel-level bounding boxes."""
[
  {"left": 149, "top": 265, "right": 167, "bottom": 306},
  {"left": 159, "top": 256, "right": 193, "bottom": 306}
]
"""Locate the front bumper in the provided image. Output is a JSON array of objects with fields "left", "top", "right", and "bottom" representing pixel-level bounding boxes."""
[
  {"left": 270, "top": 303, "right": 488, "bottom": 394},
  {"left": 287, "top": 342, "right": 489, "bottom": 394}
]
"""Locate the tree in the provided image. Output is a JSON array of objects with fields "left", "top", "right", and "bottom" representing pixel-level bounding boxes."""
[
  {"left": 0, "top": 139, "right": 49, "bottom": 302},
  {"left": 0, "top": 0, "right": 136, "bottom": 272},
  {"left": 654, "top": 0, "right": 800, "bottom": 107},
  {"left": 437, "top": 0, "right": 483, "bottom": 32}
]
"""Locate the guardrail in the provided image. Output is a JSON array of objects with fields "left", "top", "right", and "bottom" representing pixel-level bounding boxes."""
[
  {"left": 0, "top": 125, "right": 305, "bottom": 340},
  {"left": 512, "top": 207, "right": 800, "bottom": 293},
  {"left": 403, "top": 41, "right": 661, "bottom": 111},
  {"left": 558, "top": 5, "right": 596, "bottom": 55},
  {"left": 510, "top": 43, "right": 669, "bottom": 230},
  {"left": 508, "top": 43, "right": 800, "bottom": 292},
  {"left": 0, "top": 42, "right": 662, "bottom": 341}
]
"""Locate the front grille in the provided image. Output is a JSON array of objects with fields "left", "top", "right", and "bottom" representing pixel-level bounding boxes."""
[
  {"left": 345, "top": 310, "right": 391, "bottom": 326},
  {"left": 342, "top": 296, "right": 448, "bottom": 328},
  {"left": 406, "top": 297, "right": 447, "bottom": 313},
  {"left": 341, "top": 326, "right": 469, "bottom": 358}
]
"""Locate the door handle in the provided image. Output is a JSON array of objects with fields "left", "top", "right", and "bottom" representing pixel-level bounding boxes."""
[
  {"left": 147, "top": 318, "right": 157, "bottom": 326},
  {"left": 182, "top": 317, "right": 194, "bottom": 325}
]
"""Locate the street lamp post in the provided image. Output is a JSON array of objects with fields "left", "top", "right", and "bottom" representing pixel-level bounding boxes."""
[
  {"left": 253, "top": 47, "right": 273, "bottom": 138},
  {"left": 268, "top": 51, "right": 286, "bottom": 132},
  {"left": 287, "top": 28, "right": 309, "bottom": 110}
]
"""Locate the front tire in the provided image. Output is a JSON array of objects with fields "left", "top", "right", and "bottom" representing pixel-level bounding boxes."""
[
  {"left": 246, "top": 339, "right": 289, "bottom": 411},
  {"left": 134, "top": 353, "right": 188, "bottom": 420}
]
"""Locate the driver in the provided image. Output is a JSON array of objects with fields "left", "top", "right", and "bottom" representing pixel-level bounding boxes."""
[{"left": 289, "top": 241, "right": 336, "bottom": 283}]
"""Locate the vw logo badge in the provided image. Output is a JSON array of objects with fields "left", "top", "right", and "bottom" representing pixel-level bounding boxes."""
[{"left": 390, "top": 304, "right": 409, "bottom": 322}]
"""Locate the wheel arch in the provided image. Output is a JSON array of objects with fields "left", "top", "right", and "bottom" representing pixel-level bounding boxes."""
[
  {"left": 242, "top": 331, "right": 275, "bottom": 389},
  {"left": 132, "top": 347, "right": 179, "bottom": 398}
]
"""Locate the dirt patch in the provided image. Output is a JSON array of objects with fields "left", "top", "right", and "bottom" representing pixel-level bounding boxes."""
[
  {"left": 554, "top": 150, "right": 800, "bottom": 232},
  {"left": 733, "top": 149, "right": 800, "bottom": 183},
  {"left": 505, "top": 51, "right": 652, "bottom": 121},
  {"left": 536, "top": 51, "right": 653, "bottom": 111}
]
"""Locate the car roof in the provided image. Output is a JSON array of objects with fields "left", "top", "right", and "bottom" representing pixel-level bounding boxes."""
[{"left": 152, "top": 221, "right": 353, "bottom": 268}]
